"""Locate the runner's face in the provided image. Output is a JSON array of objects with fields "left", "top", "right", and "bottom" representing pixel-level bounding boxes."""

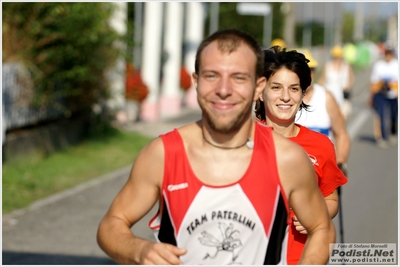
[
  {"left": 262, "top": 68, "right": 303, "bottom": 126},
  {"left": 193, "top": 42, "right": 263, "bottom": 133}
]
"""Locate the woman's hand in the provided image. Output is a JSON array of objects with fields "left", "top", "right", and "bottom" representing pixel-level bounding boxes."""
[{"left": 293, "top": 215, "right": 308, "bottom": 234}]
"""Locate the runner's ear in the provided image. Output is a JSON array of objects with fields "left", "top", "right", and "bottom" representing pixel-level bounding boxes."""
[
  {"left": 254, "top": 76, "right": 266, "bottom": 102},
  {"left": 191, "top": 72, "right": 198, "bottom": 90}
]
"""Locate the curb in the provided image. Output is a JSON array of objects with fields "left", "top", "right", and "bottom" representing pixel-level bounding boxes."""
[{"left": 2, "top": 165, "right": 132, "bottom": 223}]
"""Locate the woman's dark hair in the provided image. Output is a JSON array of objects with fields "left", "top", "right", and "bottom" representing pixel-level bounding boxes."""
[{"left": 254, "top": 46, "right": 312, "bottom": 121}]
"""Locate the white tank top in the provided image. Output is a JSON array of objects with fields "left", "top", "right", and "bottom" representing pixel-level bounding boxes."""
[
  {"left": 295, "top": 84, "right": 331, "bottom": 138},
  {"left": 323, "top": 61, "right": 350, "bottom": 107}
]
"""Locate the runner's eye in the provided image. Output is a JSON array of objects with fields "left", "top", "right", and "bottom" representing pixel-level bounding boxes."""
[
  {"left": 235, "top": 75, "right": 246, "bottom": 81},
  {"left": 204, "top": 73, "right": 216, "bottom": 79}
]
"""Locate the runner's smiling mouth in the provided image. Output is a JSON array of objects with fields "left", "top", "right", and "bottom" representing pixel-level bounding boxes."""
[
  {"left": 212, "top": 102, "right": 236, "bottom": 110},
  {"left": 276, "top": 104, "right": 292, "bottom": 110}
]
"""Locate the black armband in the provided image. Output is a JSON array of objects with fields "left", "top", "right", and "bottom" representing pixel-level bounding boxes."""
[{"left": 337, "top": 163, "right": 348, "bottom": 177}]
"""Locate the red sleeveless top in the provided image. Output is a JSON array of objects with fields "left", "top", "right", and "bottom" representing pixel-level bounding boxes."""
[{"left": 149, "top": 121, "right": 290, "bottom": 265}]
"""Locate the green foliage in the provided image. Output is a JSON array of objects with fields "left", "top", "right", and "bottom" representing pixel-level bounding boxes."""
[
  {"left": 342, "top": 11, "right": 389, "bottom": 44},
  {"left": 218, "top": 3, "right": 262, "bottom": 43},
  {"left": 364, "top": 20, "right": 388, "bottom": 44},
  {"left": 2, "top": 2, "right": 121, "bottom": 115},
  {"left": 341, "top": 12, "right": 355, "bottom": 44},
  {"left": 217, "top": 3, "right": 283, "bottom": 47},
  {"left": 295, "top": 21, "right": 325, "bottom": 47},
  {"left": 2, "top": 128, "right": 152, "bottom": 214}
]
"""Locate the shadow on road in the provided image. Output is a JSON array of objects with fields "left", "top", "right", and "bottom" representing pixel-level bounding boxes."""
[
  {"left": 357, "top": 134, "right": 377, "bottom": 144},
  {"left": 2, "top": 251, "right": 117, "bottom": 265}
]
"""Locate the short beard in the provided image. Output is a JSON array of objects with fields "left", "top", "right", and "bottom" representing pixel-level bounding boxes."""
[{"left": 200, "top": 99, "right": 253, "bottom": 134}]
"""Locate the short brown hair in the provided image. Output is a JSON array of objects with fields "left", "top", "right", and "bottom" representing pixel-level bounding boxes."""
[{"left": 194, "top": 28, "right": 264, "bottom": 80}]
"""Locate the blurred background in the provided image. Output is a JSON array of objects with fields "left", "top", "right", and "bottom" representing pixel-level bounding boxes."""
[
  {"left": 2, "top": 2, "right": 398, "bottom": 153},
  {"left": 2, "top": 2, "right": 398, "bottom": 265}
]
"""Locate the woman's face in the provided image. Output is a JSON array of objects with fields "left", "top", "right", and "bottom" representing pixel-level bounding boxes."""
[{"left": 261, "top": 67, "right": 303, "bottom": 126}]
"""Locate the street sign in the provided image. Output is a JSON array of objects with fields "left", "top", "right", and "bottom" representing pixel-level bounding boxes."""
[
  {"left": 236, "top": 3, "right": 271, "bottom": 16},
  {"left": 236, "top": 3, "right": 272, "bottom": 47}
]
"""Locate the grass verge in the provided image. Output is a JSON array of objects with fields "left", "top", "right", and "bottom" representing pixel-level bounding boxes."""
[{"left": 2, "top": 127, "right": 152, "bottom": 214}]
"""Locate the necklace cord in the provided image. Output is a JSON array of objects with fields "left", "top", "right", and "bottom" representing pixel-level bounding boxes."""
[{"left": 202, "top": 130, "right": 250, "bottom": 150}]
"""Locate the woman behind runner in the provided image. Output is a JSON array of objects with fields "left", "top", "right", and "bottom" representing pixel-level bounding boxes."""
[{"left": 255, "top": 47, "right": 348, "bottom": 264}]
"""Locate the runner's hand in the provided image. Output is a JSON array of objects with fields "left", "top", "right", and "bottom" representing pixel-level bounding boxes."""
[
  {"left": 140, "top": 241, "right": 187, "bottom": 265},
  {"left": 293, "top": 215, "right": 308, "bottom": 234}
]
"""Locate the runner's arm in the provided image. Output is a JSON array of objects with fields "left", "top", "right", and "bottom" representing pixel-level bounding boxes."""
[
  {"left": 345, "top": 65, "right": 355, "bottom": 91},
  {"left": 317, "top": 65, "right": 326, "bottom": 86},
  {"left": 96, "top": 137, "right": 187, "bottom": 264},
  {"left": 276, "top": 135, "right": 335, "bottom": 264},
  {"left": 293, "top": 191, "right": 339, "bottom": 234},
  {"left": 324, "top": 190, "right": 339, "bottom": 218},
  {"left": 326, "top": 91, "right": 350, "bottom": 164}
]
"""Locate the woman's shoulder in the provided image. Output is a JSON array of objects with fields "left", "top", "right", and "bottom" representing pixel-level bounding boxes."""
[
  {"left": 296, "top": 125, "right": 336, "bottom": 158},
  {"left": 298, "top": 125, "right": 333, "bottom": 144}
]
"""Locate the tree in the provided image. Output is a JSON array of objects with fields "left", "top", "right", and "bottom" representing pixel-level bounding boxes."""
[{"left": 2, "top": 3, "right": 121, "bottom": 118}]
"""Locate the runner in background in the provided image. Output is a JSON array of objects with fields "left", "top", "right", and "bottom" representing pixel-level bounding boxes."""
[
  {"left": 369, "top": 47, "right": 398, "bottom": 148},
  {"left": 270, "top": 38, "right": 286, "bottom": 50},
  {"left": 318, "top": 45, "right": 355, "bottom": 121},
  {"left": 295, "top": 49, "right": 351, "bottom": 167}
]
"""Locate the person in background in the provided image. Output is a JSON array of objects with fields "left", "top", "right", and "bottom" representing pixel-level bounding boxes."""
[
  {"left": 270, "top": 38, "right": 286, "bottom": 50},
  {"left": 97, "top": 29, "right": 335, "bottom": 265},
  {"left": 295, "top": 49, "right": 351, "bottom": 168},
  {"left": 255, "top": 46, "right": 347, "bottom": 265},
  {"left": 318, "top": 45, "right": 355, "bottom": 120},
  {"left": 369, "top": 48, "right": 398, "bottom": 148}
]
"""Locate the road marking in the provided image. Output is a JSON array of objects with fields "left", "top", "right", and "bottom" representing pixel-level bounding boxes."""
[{"left": 347, "top": 108, "right": 372, "bottom": 140}]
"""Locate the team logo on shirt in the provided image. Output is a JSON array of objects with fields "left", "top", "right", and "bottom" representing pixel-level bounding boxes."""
[
  {"left": 308, "top": 154, "right": 319, "bottom": 166},
  {"left": 167, "top": 182, "right": 188, "bottom": 192},
  {"left": 199, "top": 222, "right": 242, "bottom": 264}
]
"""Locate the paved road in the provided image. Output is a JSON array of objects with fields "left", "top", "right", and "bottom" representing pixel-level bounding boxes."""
[
  {"left": 2, "top": 110, "right": 200, "bottom": 265},
  {"left": 2, "top": 66, "right": 398, "bottom": 264}
]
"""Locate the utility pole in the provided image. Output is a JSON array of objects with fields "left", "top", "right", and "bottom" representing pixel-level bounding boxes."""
[
  {"left": 324, "top": 3, "right": 332, "bottom": 49},
  {"left": 353, "top": 2, "right": 364, "bottom": 42},
  {"left": 184, "top": 2, "right": 205, "bottom": 109},
  {"left": 236, "top": 3, "right": 272, "bottom": 48},
  {"left": 159, "top": 2, "right": 184, "bottom": 118},
  {"left": 302, "top": 2, "right": 312, "bottom": 48},
  {"left": 140, "top": 2, "right": 163, "bottom": 121},
  {"left": 333, "top": 3, "right": 342, "bottom": 46},
  {"left": 209, "top": 2, "right": 219, "bottom": 35},
  {"left": 282, "top": 2, "right": 295, "bottom": 48},
  {"left": 133, "top": 2, "right": 143, "bottom": 69},
  {"left": 108, "top": 2, "right": 127, "bottom": 112}
]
